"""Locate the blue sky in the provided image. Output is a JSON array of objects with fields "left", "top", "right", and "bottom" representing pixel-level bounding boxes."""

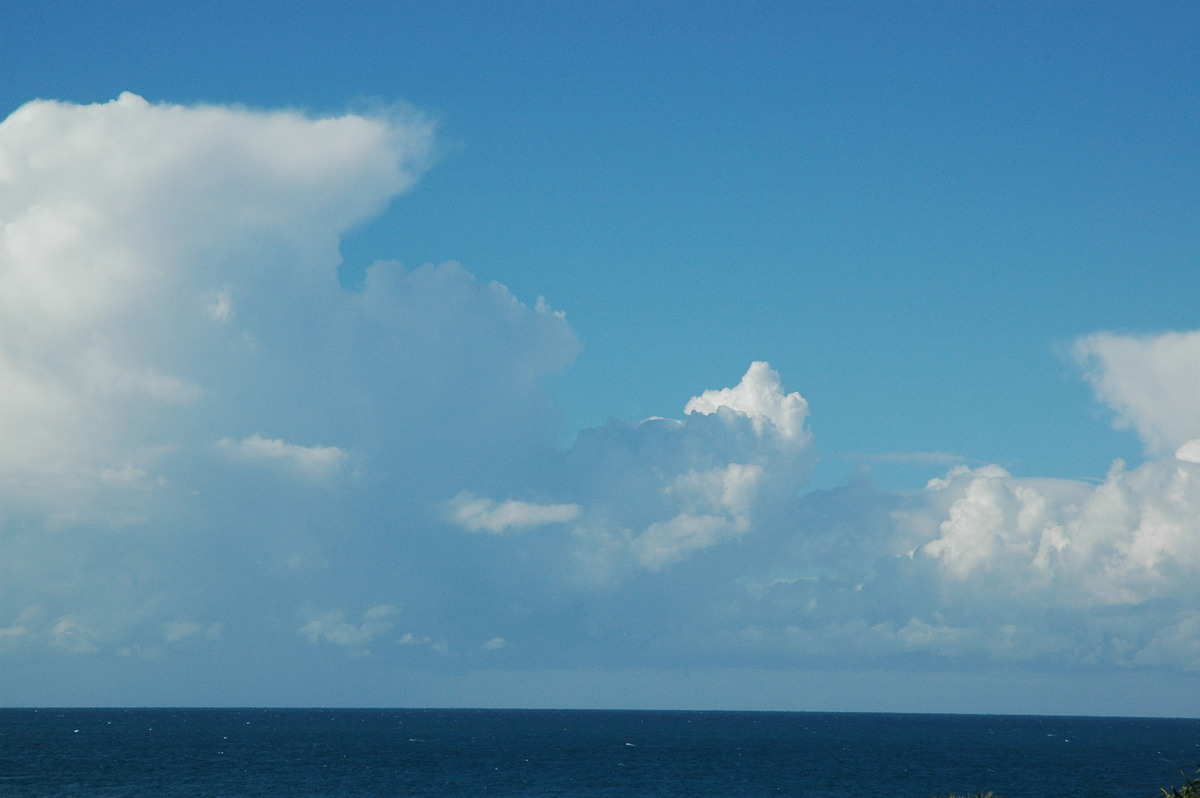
[{"left": 1, "top": 2, "right": 1199, "bottom": 715}]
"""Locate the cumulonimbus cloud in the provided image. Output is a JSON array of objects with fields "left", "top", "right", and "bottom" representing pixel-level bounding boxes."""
[
  {"left": 0, "top": 93, "right": 432, "bottom": 507},
  {"left": 0, "top": 93, "right": 578, "bottom": 677}
]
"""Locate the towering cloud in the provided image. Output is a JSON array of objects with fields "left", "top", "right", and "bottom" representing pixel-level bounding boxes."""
[
  {"left": 0, "top": 93, "right": 430, "bottom": 508},
  {"left": 0, "top": 95, "right": 577, "bottom": 670},
  {"left": 565, "top": 360, "right": 815, "bottom": 574},
  {"left": 563, "top": 362, "right": 814, "bottom": 575}
]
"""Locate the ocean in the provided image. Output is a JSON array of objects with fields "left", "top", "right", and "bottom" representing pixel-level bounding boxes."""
[{"left": 1, "top": 708, "right": 1198, "bottom": 797}]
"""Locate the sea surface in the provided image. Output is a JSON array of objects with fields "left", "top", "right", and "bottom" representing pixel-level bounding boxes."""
[{"left": 1, "top": 708, "right": 1198, "bottom": 797}]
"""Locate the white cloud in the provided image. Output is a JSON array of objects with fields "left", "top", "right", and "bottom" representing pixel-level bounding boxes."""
[
  {"left": 203, "top": 288, "right": 234, "bottom": 323},
  {"left": 1076, "top": 330, "right": 1200, "bottom": 453},
  {"left": 634, "top": 513, "right": 748, "bottom": 570},
  {"left": 684, "top": 361, "right": 811, "bottom": 442},
  {"left": 545, "top": 362, "right": 815, "bottom": 578},
  {"left": 161, "top": 621, "right": 223, "bottom": 644},
  {"left": 49, "top": 617, "right": 100, "bottom": 655},
  {"left": 299, "top": 605, "right": 400, "bottom": 655},
  {"left": 443, "top": 362, "right": 816, "bottom": 581},
  {"left": 10, "top": 91, "right": 1200, "bottom": 699},
  {"left": 1175, "top": 439, "right": 1200, "bottom": 464},
  {"left": 0, "top": 93, "right": 580, "bottom": 677},
  {"left": 216, "top": 434, "right": 348, "bottom": 481},
  {"left": 398, "top": 633, "right": 450, "bottom": 655},
  {"left": 909, "top": 458, "right": 1200, "bottom": 608},
  {"left": 628, "top": 463, "right": 764, "bottom": 570},
  {"left": 0, "top": 93, "right": 433, "bottom": 515},
  {"left": 665, "top": 463, "right": 764, "bottom": 517},
  {"left": 447, "top": 493, "right": 581, "bottom": 534}
]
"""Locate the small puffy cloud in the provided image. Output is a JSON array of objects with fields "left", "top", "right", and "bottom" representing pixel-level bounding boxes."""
[
  {"left": 1075, "top": 330, "right": 1200, "bottom": 453},
  {"left": 481, "top": 636, "right": 508, "bottom": 651},
  {"left": 1175, "top": 439, "right": 1200, "bottom": 464},
  {"left": 216, "top": 434, "right": 348, "bottom": 481},
  {"left": 49, "top": 617, "right": 100, "bottom": 655},
  {"left": 161, "top": 621, "right": 223, "bottom": 644},
  {"left": 0, "top": 624, "right": 31, "bottom": 653},
  {"left": 630, "top": 463, "right": 764, "bottom": 570},
  {"left": 446, "top": 492, "right": 582, "bottom": 534},
  {"left": 634, "top": 513, "right": 748, "bottom": 571},
  {"left": 203, "top": 288, "right": 234, "bottom": 323},
  {"left": 299, "top": 605, "right": 400, "bottom": 655},
  {"left": 666, "top": 463, "right": 764, "bottom": 517},
  {"left": 398, "top": 634, "right": 450, "bottom": 655},
  {"left": 684, "top": 361, "right": 811, "bottom": 442}
]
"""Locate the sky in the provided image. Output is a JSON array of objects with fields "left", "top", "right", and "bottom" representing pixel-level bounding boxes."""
[{"left": 1, "top": 1, "right": 1199, "bottom": 716}]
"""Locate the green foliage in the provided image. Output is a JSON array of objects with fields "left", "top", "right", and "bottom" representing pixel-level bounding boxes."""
[{"left": 1162, "top": 768, "right": 1200, "bottom": 798}]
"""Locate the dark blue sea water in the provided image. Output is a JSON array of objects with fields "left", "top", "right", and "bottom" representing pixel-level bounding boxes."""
[{"left": 1, "top": 708, "right": 1197, "bottom": 797}]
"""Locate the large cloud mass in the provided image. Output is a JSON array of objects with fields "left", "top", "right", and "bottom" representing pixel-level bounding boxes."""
[
  {"left": 0, "top": 95, "right": 577, "bottom": 669},
  {"left": 0, "top": 93, "right": 428, "bottom": 503},
  {"left": 3, "top": 94, "right": 1200, "bottom": 705}
]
